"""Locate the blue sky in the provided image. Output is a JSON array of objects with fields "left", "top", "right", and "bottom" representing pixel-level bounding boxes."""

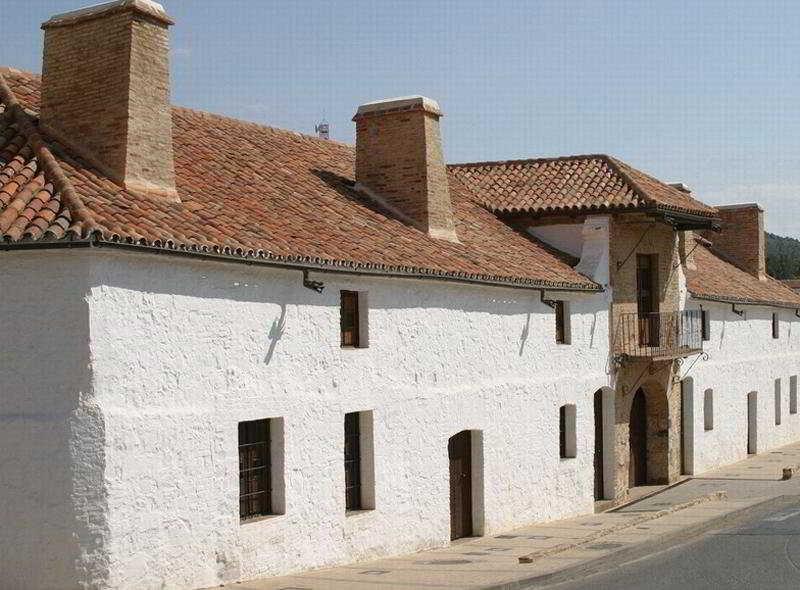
[{"left": 4, "top": 0, "right": 800, "bottom": 237}]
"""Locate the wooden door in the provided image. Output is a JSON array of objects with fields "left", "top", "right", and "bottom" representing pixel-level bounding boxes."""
[
  {"left": 636, "top": 254, "right": 659, "bottom": 346},
  {"left": 594, "top": 390, "right": 604, "bottom": 500},
  {"left": 629, "top": 389, "right": 648, "bottom": 486},
  {"left": 448, "top": 431, "right": 472, "bottom": 540}
]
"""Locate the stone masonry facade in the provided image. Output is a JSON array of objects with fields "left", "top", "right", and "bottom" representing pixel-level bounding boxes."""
[{"left": 609, "top": 215, "right": 685, "bottom": 497}]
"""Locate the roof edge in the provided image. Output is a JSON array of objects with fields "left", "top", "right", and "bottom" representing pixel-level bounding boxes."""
[
  {"left": 689, "top": 292, "right": 800, "bottom": 311},
  {"left": 0, "top": 70, "right": 98, "bottom": 237},
  {"left": 0, "top": 237, "right": 604, "bottom": 293}
]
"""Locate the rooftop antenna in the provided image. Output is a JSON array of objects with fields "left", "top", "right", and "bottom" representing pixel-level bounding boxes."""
[{"left": 315, "top": 116, "right": 330, "bottom": 140}]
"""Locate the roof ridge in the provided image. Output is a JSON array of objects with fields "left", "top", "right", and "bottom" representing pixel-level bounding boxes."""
[
  {"left": 599, "top": 155, "right": 651, "bottom": 209},
  {"left": 0, "top": 70, "right": 97, "bottom": 238},
  {"left": 172, "top": 104, "right": 354, "bottom": 149},
  {"left": 448, "top": 153, "right": 612, "bottom": 169},
  {"left": 0, "top": 67, "right": 354, "bottom": 152}
]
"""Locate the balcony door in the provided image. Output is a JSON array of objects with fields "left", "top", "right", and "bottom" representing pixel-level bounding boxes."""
[{"left": 636, "top": 254, "right": 659, "bottom": 347}]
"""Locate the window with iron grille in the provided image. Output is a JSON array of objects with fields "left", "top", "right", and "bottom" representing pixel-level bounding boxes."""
[
  {"left": 776, "top": 379, "right": 782, "bottom": 425},
  {"left": 239, "top": 419, "right": 271, "bottom": 520},
  {"left": 555, "top": 301, "right": 570, "bottom": 344},
  {"left": 773, "top": 313, "right": 780, "bottom": 339},
  {"left": 341, "top": 291, "right": 360, "bottom": 347},
  {"left": 791, "top": 376, "right": 798, "bottom": 415},
  {"left": 344, "top": 412, "right": 362, "bottom": 510}
]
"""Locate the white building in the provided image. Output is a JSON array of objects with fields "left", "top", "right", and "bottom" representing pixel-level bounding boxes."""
[{"left": 1, "top": 2, "right": 800, "bottom": 589}]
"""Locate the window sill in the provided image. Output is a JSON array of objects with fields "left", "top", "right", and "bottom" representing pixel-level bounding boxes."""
[
  {"left": 239, "top": 513, "right": 284, "bottom": 525},
  {"left": 345, "top": 508, "right": 375, "bottom": 518}
]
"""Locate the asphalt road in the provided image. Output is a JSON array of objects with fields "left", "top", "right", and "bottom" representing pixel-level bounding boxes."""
[{"left": 548, "top": 497, "right": 800, "bottom": 590}]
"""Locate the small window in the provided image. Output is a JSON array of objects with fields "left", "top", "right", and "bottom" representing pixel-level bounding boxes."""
[
  {"left": 776, "top": 379, "right": 782, "bottom": 425},
  {"left": 340, "top": 291, "right": 368, "bottom": 348},
  {"left": 701, "top": 310, "right": 711, "bottom": 341},
  {"left": 559, "top": 404, "right": 577, "bottom": 459},
  {"left": 239, "top": 418, "right": 286, "bottom": 520},
  {"left": 791, "top": 376, "right": 798, "bottom": 415},
  {"left": 772, "top": 313, "right": 780, "bottom": 339},
  {"left": 555, "top": 301, "right": 571, "bottom": 344},
  {"left": 344, "top": 411, "right": 375, "bottom": 511},
  {"left": 703, "top": 389, "right": 714, "bottom": 431}
]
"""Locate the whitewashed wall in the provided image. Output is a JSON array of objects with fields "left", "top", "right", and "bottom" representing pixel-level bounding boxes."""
[
  {"left": 682, "top": 299, "right": 800, "bottom": 474},
  {"left": 70, "top": 249, "right": 610, "bottom": 589},
  {"left": 0, "top": 252, "right": 108, "bottom": 590}
]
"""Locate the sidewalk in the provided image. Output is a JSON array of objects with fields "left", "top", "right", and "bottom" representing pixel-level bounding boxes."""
[{"left": 224, "top": 443, "right": 800, "bottom": 590}]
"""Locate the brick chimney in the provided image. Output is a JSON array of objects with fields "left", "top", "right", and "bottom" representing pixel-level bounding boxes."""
[
  {"left": 353, "top": 96, "right": 458, "bottom": 242},
  {"left": 40, "top": 0, "right": 178, "bottom": 201},
  {"left": 712, "top": 204, "right": 766, "bottom": 280}
]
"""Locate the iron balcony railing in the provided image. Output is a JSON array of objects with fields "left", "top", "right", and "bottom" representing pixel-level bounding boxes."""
[{"left": 615, "top": 310, "right": 703, "bottom": 360}]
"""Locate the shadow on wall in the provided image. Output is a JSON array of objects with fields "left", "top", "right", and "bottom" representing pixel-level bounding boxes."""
[
  {"left": 264, "top": 304, "right": 287, "bottom": 365},
  {"left": 519, "top": 311, "right": 531, "bottom": 356}
]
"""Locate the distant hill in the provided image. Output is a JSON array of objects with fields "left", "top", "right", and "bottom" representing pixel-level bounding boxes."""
[{"left": 767, "top": 232, "right": 800, "bottom": 279}]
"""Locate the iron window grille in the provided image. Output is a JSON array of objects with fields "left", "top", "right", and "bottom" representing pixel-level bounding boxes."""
[
  {"left": 555, "top": 301, "right": 568, "bottom": 344},
  {"left": 341, "top": 291, "right": 360, "bottom": 347},
  {"left": 239, "top": 419, "right": 271, "bottom": 520},
  {"left": 344, "top": 412, "right": 362, "bottom": 510}
]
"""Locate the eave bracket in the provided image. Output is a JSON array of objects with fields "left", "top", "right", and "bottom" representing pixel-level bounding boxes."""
[
  {"left": 302, "top": 269, "right": 325, "bottom": 293},
  {"left": 540, "top": 290, "right": 558, "bottom": 309}
]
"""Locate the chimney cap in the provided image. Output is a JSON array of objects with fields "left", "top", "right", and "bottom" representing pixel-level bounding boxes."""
[
  {"left": 716, "top": 202, "right": 764, "bottom": 212},
  {"left": 667, "top": 182, "right": 692, "bottom": 193},
  {"left": 353, "top": 95, "right": 442, "bottom": 120},
  {"left": 42, "top": 0, "right": 174, "bottom": 29}
]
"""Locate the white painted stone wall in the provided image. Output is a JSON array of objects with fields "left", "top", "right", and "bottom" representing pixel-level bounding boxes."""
[
  {"left": 528, "top": 223, "right": 585, "bottom": 258},
  {"left": 1, "top": 248, "right": 610, "bottom": 589},
  {"left": 0, "top": 252, "right": 108, "bottom": 590},
  {"left": 682, "top": 299, "right": 800, "bottom": 474}
]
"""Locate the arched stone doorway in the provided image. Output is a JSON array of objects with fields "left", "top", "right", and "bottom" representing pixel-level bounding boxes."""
[
  {"left": 629, "top": 389, "right": 647, "bottom": 485},
  {"left": 627, "top": 381, "right": 672, "bottom": 489}
]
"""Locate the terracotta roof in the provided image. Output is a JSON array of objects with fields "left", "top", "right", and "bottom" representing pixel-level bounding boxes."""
[
  {"left": 782, "top": 280, "right": 800, "bottom": 291},
  {"left": 0, "top": 68, "right": 597, "bottom": 291},
  {"left": 687, "top": 244, "right": 800, "bottom": 308},
  {"left": 449, "top": 155, "right": 718, "bottom": 219}
]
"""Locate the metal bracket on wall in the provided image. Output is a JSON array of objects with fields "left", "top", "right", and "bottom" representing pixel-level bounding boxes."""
[
  {"left": 615, "top": 221, "right": 656, "bottom": 270},
  {"left": 540, "top": 290, "right": 558, "bottom": 309},
  {"left": 673, "top": 240, "right": 700, "bottom": 271},
  {"left": 302, "top": 269, "right": 325, "bottom": 293},
  {"left": 795, "top": 309, "right": 800, "bottom": 319},
  {"left": 673, "top": 351, "right": 710, "bottom": 383},
  {"left": 731, "top": 303, "right": 745, "bottom": 317}
]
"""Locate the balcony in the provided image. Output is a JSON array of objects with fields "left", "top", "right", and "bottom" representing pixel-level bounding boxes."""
[{"left": 614, "top": 310, "right": 703, "bottom": 361}]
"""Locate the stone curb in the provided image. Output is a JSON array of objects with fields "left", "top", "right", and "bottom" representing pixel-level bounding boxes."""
[
  {"left": 517, "top": 490, "right": 726, "bottom": 564},
  {"left": 487, "top": 495, "right": 797, "bottom": 590}
]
